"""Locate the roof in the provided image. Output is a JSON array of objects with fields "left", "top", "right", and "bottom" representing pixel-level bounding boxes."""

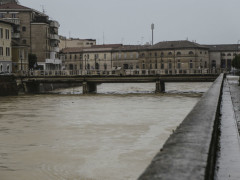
[
  {"left": 61, "top": 47, "right": 85, "bottom": 53},
  {"left": 204, "top": 44, "right": 240, "bottom": 52},
  {"left": 91, "top": 44, "right": 122, "bottom": 49},
  {"left": 113, "top": 45, "right": 150, "bottom": 51},
  {"left": 0, "top": 2, "right": 31, "bottom": 10},
  {"left": 149, "top": 40, "right": 208, "bottom": 50}
]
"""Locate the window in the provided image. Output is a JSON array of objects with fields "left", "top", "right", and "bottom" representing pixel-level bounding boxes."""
[
  {"left": 227, "top": 59, "right": 232, "bottom": 69},
  {"left": 155, "top": 52, "right": 157, "bottom": 57},
  {"left": 95, "top": 63, "right": 99, "bottom": 70},
  {"left": 5, "top": 29, "right": 10, "bottom": 39},
  {"left": 118, "top": 53, "right": 122, "bottom": 59},
  {"left": 189, "top": 60, "right": 193, "bottom": 69},
  {"left": 0, "top": 28, "right": 3, "bottom": 39},
  {"left": 227, "top": 53, "right": 231, "bottom": 56},
  {"left": 169, "top": 61, "right": 172, "bottom": 69},
  {"left": 11, "top": 13, "right": 16, "bottom": 18},
  {"left": 221, "top": 59, "right": 226, "bottom": 68},
  {"left": 22, "top": 26, "right": 26, "bottom": 32},
  {"left": 75, "top": 54, "right": 77, "bottom": 59},
  {"left": 211, "top": 60, "right": 216, "bottom": 68},
  {"left": 189, "top": 51, "right": 194, "bottom": 55},
  {"left": 130, "top": 53, "right": 133, "bottom": 59},
  {"left": 70, "top": 55, "right": 72, "bottom": 59},
  {"left": 221, "top": 53, "right": 226, "bottom": 56},
  {"left": 22, "top": 39, "right": 27, "bottom": 44},
  {"left": 161, "top": 52, "right": 164, "bottom": 56},
  {"left": 168, "top": 52, "right": 172, "bottom": 55},
  {"left": 0, "top": 13, "right": 5, "bottom": 18},
  {"left": 113, "top": 54, "right": 116, "bottom": 59},
  {"left": 177, "top": 52, "right": 181, "bottom": 55},
  {"left": 6, "top": 65, "right": 9, "bottom": 72},
  {"left": 124, "top": 53, "right": 127, "bottom": 59},
  {"left": 0, "top": 64, "right": 2, "bottom": 72},
  {"left": 204, "top": 61, "right": 207, "bottom": 68},
  {"left": 6, "top": 47, "right": 10, "bottom": 56},
  {"left": 0, "top": 47, "right": 3, "bottom": 56},
  {"left": 177, "top": 60, "right": 181, "bottom": 69},
  {"left": 104, "top": 54, "right": 106, "bottom": 59}
]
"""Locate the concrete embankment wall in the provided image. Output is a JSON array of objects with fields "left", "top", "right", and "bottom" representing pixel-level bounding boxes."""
[
  {"left": 0, "top": 75, "right": 18, "bottom": 96},
  {"left": 138, "top": 74, "right": 224, "bottom": 180}
]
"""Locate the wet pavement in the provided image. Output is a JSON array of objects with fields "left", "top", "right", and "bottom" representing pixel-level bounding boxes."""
[
  {"left": 215, "top": 76, "right": 240, "bottom": 180},
  {"left": 227, "top": 76, "right": 240, "bottom": 132}
]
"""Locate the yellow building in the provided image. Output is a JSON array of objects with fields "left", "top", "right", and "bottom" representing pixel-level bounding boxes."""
[{"left": 0, "top": 19, "right": 12, "bottom": 73}]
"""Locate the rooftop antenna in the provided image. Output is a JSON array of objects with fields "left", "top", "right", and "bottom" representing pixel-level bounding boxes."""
[{"left": 40, "top": 5, "right": 46, "bottom": 14}]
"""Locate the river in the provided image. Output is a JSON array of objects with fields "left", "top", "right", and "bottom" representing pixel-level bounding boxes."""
[{"left": 0, "top": 82, "right": 212, "bottom": 180}]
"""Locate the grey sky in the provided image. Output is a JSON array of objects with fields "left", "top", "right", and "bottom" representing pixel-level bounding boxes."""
[{"left": 20, "top": 0, "right": 240, "bottom": 45}]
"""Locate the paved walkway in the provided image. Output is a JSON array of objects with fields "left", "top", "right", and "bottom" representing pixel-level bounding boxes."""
[
  {"left": 215, "top": 77, "right": 240, "bottom": 180},
  {"left": 227, "top": 76, "right": 240, "bottom": 132}
]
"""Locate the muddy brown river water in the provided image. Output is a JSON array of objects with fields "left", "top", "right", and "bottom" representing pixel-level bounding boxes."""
[{"left": 0, "top": 83, "right": 212, "bottom": 180}]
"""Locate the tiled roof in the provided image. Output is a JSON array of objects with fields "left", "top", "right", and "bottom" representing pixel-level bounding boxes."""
[
  {"left": 61, "top": 47, "right": 85, "bottom": 53},
  {"left": 91, "top": 44, "right": 122, "bottom": 49},
  {"left": 149, "top": 40, "right": 208, "bottom": 50},
  {"left": 204, "top": 44, "right": 240, "bottom": 52},
  {"left": 113, "top": 45, "right": 150, "bottom": 51},
  {"left": 0, "top": 3, "right": 31, "bottom": 10}
]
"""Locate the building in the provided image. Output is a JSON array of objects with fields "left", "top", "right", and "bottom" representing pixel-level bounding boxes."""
[
  {"left": 61, "top": 44, "right": 122, "bottom": 71},
  {"left": 0, "top": 2, "right": 61, "bottom": 70},
  {"left": 205, "top": 44, "right": 240, "bottom": 71},
  {"left": 0, "top": 19, "right": 12, "bottom": 73},
  {"left": 61, "top": 40, "right": 240, "bottom": 73},
  {"left": 59, "top": 36, "right": 96, "bottom": 50}
]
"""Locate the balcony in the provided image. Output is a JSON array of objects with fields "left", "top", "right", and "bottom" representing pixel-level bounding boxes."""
[
  {"left": 50, "top": 34, "right": 60, "bottom": 41},
  {"left": 50, "top": 21, "right": 60, "bottom": 28},
  {"left": 3, "top": 18, "right": 20, "bottom": 25},
  {"left": 12, "top": 33, "right": 20, "bottom": 39}
]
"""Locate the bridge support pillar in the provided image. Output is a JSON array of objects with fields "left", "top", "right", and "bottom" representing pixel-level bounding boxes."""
[
  {"left": 83, "top": 82, "right": 97, "bottom": 94},
  {"left": 156, "top": 80, "right": 165, "bottom": 93}
]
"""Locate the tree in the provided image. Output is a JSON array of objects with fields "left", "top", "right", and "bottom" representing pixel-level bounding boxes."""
[
  {"left": 232, "top": 54, "right": 240, "bottom": 85},
  {"left": 28, "top": 54, "right": 38, "bottom": 70}
]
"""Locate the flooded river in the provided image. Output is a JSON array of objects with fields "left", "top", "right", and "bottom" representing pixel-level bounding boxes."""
[{"left": 0, "top": 83, "right": 212, "bottom": 180}]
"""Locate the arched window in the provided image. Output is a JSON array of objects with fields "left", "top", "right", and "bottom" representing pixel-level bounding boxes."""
[
  {"left": 227, "top": 53, "right": 231, "bottom": 56},
  {"left": 189, "top": 51, "right": 194, "bottom": 55},
  {"left": 168, "top": 52, "right": 173, "bottom": 56},
  {"left": 221, "top": 53, "right": 226, "bottom": 56},
  {"left": 87, "top": 64, "right": 90, "bottom": 70},
  {"left": 177, "top": 52, "right": 181, "bottom": 55}
]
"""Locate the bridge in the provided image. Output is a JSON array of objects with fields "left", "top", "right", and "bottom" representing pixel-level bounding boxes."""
[{"left": 17, "top": 70, "right": 219, "bottom": 94}]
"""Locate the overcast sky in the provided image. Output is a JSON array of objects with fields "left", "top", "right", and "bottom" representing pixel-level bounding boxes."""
[{"left": 19, "top": 0, "right": 240, "bottom": 45}]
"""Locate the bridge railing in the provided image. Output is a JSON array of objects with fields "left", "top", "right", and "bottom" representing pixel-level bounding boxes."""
[{"left": 17, "top": 68, "right": 225, "bottom": 77}]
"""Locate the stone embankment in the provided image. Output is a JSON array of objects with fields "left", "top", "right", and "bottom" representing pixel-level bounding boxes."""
[
  {"left": 138, "top": 74, "right": 224, "bottom": 180},
  {"left": 0, "top": 75, "right": 18, "bottom": 96}
]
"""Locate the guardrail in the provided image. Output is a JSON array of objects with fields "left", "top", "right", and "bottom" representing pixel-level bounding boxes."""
[{"left": 17, "top": 68, "right": 224, "bottom": 77}]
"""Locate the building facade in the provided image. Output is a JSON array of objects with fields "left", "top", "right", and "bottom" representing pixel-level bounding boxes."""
[
  {"left": 59, "top": 36, "right": 96, "bottom": 50},
  {"left": 0, "top": 20, "right": 12, "bottom": 73},
  {"left": 0, "top": 2, "right": 61, "bottom": 70},
  {"left": 61, "top": 40, "right": 240, "bottom": 73}
]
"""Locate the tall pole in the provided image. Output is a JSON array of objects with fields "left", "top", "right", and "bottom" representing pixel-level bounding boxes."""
[{"left": 151, "top": 23, "right": 154, "bottom": 45}]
